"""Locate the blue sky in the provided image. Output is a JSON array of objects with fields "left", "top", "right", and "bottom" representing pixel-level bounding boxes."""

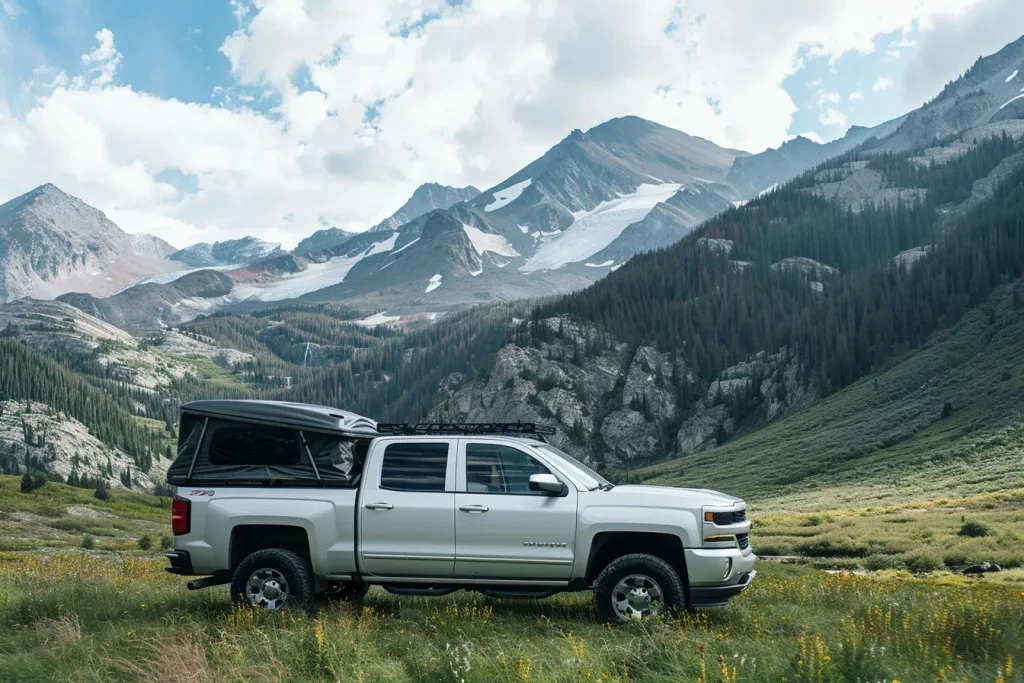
[
  {"left": 0, "top": 0, "right": 1019, "bottom": 248},
  {"left": 3, "top": 1, "right": 237, "bottom": 110}
]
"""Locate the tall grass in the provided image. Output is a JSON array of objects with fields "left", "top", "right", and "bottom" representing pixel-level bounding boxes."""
[{"left": 0, "top": 556, "right": 1020, "bottom": 682}]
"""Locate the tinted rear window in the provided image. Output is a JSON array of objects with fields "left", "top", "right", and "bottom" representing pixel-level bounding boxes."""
[
  {"left": 380, "top": 442, "right": 449, "bottom": 492},
  {"left": 207, "top": 423, "right": 301, "bottom": 466}
]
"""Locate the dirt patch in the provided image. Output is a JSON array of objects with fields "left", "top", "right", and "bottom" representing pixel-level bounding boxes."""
[{"left": 66, "top": 505, "right": 115, "bottom": 519}]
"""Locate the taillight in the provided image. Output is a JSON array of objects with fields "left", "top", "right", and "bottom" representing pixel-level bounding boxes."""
[{"left": 171, "top": 497, "right": 191, "bottom": 535}]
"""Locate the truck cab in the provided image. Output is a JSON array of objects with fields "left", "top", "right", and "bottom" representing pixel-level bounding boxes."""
[{"left": 165, "top": 400, "right": 756, "bottom": 621}]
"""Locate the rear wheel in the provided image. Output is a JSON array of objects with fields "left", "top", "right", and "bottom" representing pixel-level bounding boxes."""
[
  {"left": 231, "top": 548, "right": 314, "bottom": 613},
  {"left": 592, "top": 553, "right": 685, "bottom": 622}
]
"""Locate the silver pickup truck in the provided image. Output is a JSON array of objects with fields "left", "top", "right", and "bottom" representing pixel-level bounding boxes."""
[{"left": 164, "top": 400, "right": 755, "bottom": 621}]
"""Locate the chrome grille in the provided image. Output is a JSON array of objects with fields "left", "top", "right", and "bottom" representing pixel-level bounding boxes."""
[{"left": 736, "top": 533, "right": 750, "bottom": 550}]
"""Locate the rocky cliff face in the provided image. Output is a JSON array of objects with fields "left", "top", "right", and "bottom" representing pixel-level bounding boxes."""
[
  {"left": 0, "top": 399, "right": 169, "bottom": 491},
  {"left": 430, "top": 316, "right": 817, "bottom": 469},
  {"left": 371, "top": 183, "right": 481, "bottom": 232}
]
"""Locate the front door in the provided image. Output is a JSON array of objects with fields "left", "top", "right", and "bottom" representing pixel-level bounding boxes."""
[
  {"left": 359, "top": 439, "right": 456, "bottom": 577},
  {"left": 454, "top": 440, "right": 577, "bottom": 579}
]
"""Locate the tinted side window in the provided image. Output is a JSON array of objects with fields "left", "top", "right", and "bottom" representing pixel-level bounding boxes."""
[
  {"left": 207, "top": 423, "right": 301, "bottom": 466},
  {"left": 466, "top": 444, "right": 552, "bottom": 494},
  {"left": 380, "top": 442, "right": 449, "bottom": 492}
]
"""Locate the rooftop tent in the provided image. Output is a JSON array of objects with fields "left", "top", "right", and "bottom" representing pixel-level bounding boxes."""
[{"left": 166, "top": 400, "right": 378, "bottom": 487}]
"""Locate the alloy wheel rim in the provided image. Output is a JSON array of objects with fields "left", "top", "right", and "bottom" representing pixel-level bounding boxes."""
[
  {"left": 245, "top": 568, "right": 290, "bottom": 610},
  {"left": 611, "top": 574, "right": 664, "bottom": 620}
]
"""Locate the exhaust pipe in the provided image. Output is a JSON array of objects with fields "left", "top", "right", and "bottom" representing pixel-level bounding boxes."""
[{"left": 187, "top": 574, "right": 230, "bottom": 590}]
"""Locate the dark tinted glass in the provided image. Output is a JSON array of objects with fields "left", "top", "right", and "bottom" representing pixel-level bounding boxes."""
[
  {"left": 207, "top": 423, "right": 300, "bottom": 466},
  {"left": 380, "top": 442, "right": 449, "bottom": 492},
  {"left": 177, "top": 413, "right": 205, "bottom": 459},
  {"left": 466, "top": 444, "right": 551, "bottom": 494}
]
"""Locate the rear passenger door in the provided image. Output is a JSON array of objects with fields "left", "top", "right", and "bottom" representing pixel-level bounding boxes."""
[{"left": 358, "top": 439, "right": 456, "bottom": 578}]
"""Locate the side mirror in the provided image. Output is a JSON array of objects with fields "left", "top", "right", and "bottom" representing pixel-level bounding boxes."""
[{"left": 529, "top": 473, "right": 566, "bottom": 495}]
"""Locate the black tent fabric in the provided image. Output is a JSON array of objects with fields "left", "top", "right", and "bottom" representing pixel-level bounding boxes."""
[{"left": 166, "top": 401, "right": 377, "bottom": 487}]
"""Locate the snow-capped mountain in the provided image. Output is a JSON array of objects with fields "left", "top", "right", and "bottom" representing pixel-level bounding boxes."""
[
  {"left": 169, "top": 236, "right": 282, "bottom": 267},
  {"left": 0, "top": 184, "right": 182, "bottom": 302}
]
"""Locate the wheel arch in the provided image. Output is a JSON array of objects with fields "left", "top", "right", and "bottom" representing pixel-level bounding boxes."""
[
  {"left": 583, "top": 531, "right": 689, "bottom": 588},
  {"left": 230, "top": 524, "right": 313, "bottom": 572}
]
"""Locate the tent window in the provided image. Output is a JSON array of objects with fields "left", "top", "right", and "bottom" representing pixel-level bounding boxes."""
[{"left": 207, "top": 423, "right": 301, "bottom": 466}]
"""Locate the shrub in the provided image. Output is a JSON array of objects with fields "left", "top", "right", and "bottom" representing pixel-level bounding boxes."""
[
  {"left": 82, "top": 535, "right": 94, "bottom": 550},
  {"left": 941, "top": 401, "right": 954, "bottom": 419},
  {"left": 160, "top": 535, "right": 172, "bottom": 551},
  {"left": 94, "top": 482, "right": 109, "bottom": 501},
  {"left": 793, "top": 535, "right": 870, "bottom": 558},
  {"left": 137, "top": 535, "right": 152, "bottom": 551},
  {"left": 805, "top": 515, "right": 823, "bottom": 527},
  {"left": 20, "top": 471, "right": 47, "bottom": 493},
  {"left": 958, "top": 520, "right": 990, "bottom": 537},
  {"left": 866, "top": 554, "right": 904, "bottom": 571},
  {"left": 906, "top": 551, "right": 943, "bottom": 573}
]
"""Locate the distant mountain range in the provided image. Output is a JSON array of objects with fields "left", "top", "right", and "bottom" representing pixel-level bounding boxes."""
[
  {"left": 2, "top": 33, "right": 1024, "bottom": 496},
  {"left": 3, "top": 33, "right": 1024, "bottom": 329}
]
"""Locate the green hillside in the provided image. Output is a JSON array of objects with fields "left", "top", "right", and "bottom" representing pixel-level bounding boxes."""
[{"left": 639, "top": 280, "right": 1024, "bottom": 509}]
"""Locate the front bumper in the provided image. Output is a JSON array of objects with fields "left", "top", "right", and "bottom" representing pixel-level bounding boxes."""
[
  {"left": 684, "top": 546, "right": 757, "bottom": 607},
  {"left": 690, "top": 569, "right": 757, "bottom": 607},
  {"left": 164, "top": 550, "right": 195, "bottom": 575}
]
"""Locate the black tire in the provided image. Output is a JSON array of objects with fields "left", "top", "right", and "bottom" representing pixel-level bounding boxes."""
[
  {"left": 592, "top": 553, "right": 686, "bottom": 623},
  {"left": 323, "top": 580, "right": 370, "bottom": 602},
  {"left": 231, "top": 548, "right": 314, "bottom": 613}
]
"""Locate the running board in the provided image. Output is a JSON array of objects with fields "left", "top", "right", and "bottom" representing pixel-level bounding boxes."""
[{"left": 381, "top": 585, "right": 459, "bottom": 597}]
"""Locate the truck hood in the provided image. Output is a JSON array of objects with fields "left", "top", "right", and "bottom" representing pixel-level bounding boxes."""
[{"left": 597, "top": 485, "right": 743, "bottom": 508}]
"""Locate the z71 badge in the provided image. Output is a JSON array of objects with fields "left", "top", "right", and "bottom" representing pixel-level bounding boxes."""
[{"left": 189, "top": 490, "right": 215, "bottom": 496}]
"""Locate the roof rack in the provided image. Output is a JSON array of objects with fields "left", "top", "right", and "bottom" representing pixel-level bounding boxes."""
[{"left": 376, "top": 423, "right": 557, "bottom": 439}]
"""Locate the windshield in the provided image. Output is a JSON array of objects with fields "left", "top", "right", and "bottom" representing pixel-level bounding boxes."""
[{"left": 537, "top": 444, "right": 613, "bottom": 490}]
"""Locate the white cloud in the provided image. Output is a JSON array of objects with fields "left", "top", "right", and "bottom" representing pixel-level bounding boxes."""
[
  {"left": 873, "top": 75, "right": 894, "bottom": 92},
  {"left": 848, "top": 90, "right": 865, "bottom": 101},
  {"left": 790, "top": 131, "right": 825, "bottom": 144},
  {"left": 0, "top": 0, "right": 1009, "bottom": 248},
  {"left": 80, "top": 28, "right": 122, "bottom": 88},
  {"left": 818, "top": 91, "right": 841, "bottom": 105},
  {"left": 819, "top": 107, "right": 849, "bottom": 128}
]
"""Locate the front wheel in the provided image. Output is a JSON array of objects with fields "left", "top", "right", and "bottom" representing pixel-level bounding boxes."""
[
  {"left": 592, "top": 553, "right": 686, "bottom": 622},
  {"left": 231, "top": 548, "right": 314, "bottom": 612}
]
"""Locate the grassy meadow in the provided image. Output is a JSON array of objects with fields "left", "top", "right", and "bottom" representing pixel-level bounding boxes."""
[
  {"left": 0, "top": 555, "right": 1021, "bottom": 683},
  {"left": 0, "top": 474, "right": 1022, "bottom": 681}
]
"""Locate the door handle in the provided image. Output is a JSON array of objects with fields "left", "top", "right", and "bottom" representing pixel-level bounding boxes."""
[
  {"left": 459, "top": 504, "right": 489, "bottom": 513},
  {"left": 365, "top": 502, "right": 394, "bottom": 510}
]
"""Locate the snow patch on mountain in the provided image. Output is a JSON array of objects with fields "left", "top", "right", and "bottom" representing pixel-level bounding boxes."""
[
  {"left": 462, "top": 223, "right": 520, "bottom": 257},
  {"left": 999, "top": 94, "right": 1024, "bottom": 110},
  {"left": 234, "top": 234, "right": 398, "bottom": 302},
  {"left": 356, "top": 311, "right": 401, "bottom": 327},
  {"left": 585, "top": 260, "right": 614, "bottom": 267},
  {"left": 484, "top": 179, "right": 532, "bottom": 212},
  {"left": 425, "top": 273, "right": 443, "bottom": 293},
  {"left": 1007, "top": 69, "right": 1019, "bottom": 82},
  {"left": 520, "top": 183, "right": 681, "bottom": 273}
]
